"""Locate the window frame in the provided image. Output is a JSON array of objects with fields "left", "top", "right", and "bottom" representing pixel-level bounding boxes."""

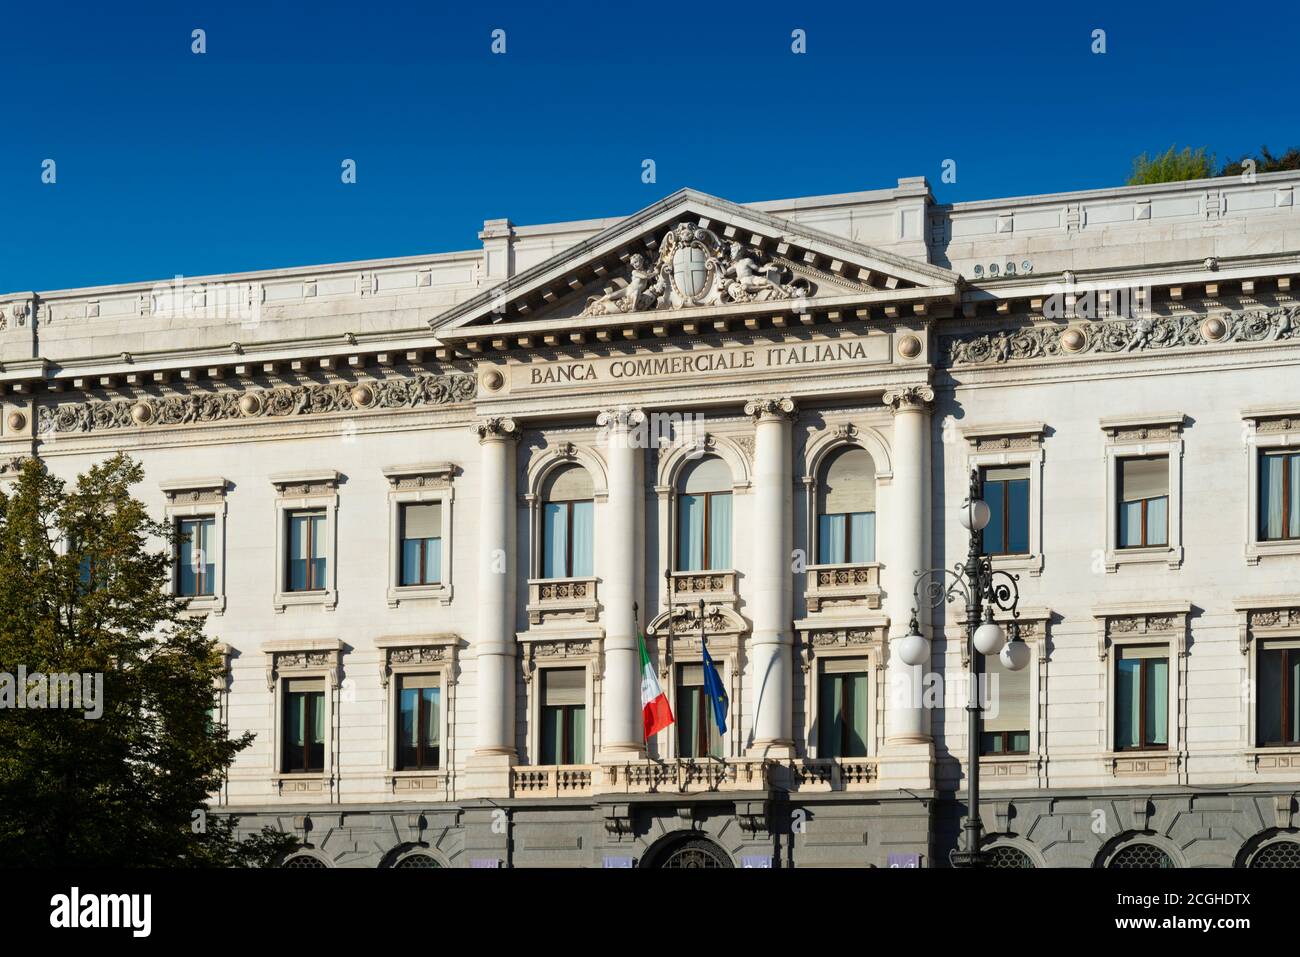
[
  {"left": 377, "top": 635, "right": 458, "bottom": 792},
  {"left": 383, "top": 463, "right": 455, "bottom": 608},
  {"left": 1096, "top": 604, "right": 1188, "bottom": 769},
  {"left": 285, "top": 509, "right": 328, "bottom": 593},
  {"left": 1115, "top": 455, "right": 1170, "bottom": 551},
  {"left": 1100, "top": 415, "right": 1184, "bottom": 573},
  {"left": 1113, "top": 647, "right": 1171, "bottom": 752},
  {"left": 980, "top": 465, "right": 1032, "bottom": 558},
  {"left": 676, "top": 488, "right": 734, "bottom": 572},
  {"left": 281, "top": 681, "right": 328, "bottom": 773},
  {"left": 528, "top": 661, "right": 593, "bottom": 767},
  {"left": 271, "top": 471, "right": 340, "bottom": 612},
  {"left": 801, "top": 639, "right": 880, "bottom": 762},
  {"left": 1255, "top": 643, "right": 1300, "bottom": 748},
  {"left": 161, "top": 477, "right": 229, "bottom": 616},
  {"left": 675, "top": 660, "right": 727, "bottom": 760},
  {"left": 394, "top": 673, "right": 443, "bottom": 771},
  {"left": 665, "top": 649, "right": 737, "bottom": 760},
  {"left": 962, "top": 423, "right": 1046, "bottom": 577},
  {"left": 265, "top": 638, "right": 342, "bottom": 789}
]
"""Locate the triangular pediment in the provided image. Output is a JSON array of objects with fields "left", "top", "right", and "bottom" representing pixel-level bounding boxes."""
[{"left": 432, "top": 189, "right": 959, "bottom": 343}]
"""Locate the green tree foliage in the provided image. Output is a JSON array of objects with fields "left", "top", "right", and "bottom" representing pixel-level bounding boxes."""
[
  {"left": 0, "top": 454, "right": 295, "bottom": 867},
  {"left": 1126, "top": 145, "right": 1216, "bottom": 185},
  {"left": 1220, "top": 145, "right": 1300, "bottom": 178}
]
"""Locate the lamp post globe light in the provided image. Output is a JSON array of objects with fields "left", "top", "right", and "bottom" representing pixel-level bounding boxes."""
[{"left": 900, "top": 469, "right": 1030, "bottom": 867}]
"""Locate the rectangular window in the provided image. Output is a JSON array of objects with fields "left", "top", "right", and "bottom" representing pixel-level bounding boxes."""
[
  {"left": 677, "top": 492, "right": 732, "bottom": 571},
  {"left": 540, "top": 668, "right": 586, "bottom": 765},
  {"left": 677, "top": 662, "right": 725, "bottom": 759},
  {"left": 817, "top": 658, "right": 869, "bottom": 758},
  {"left": 396, "top": 674, "right": 441, "bottom": 770},
  {"left": 542, "top": 500, "right": 594, "bottom": 578},
  {"left": 980, "top": 653, "right": 1031, "bottom": 755},
  {"left": 282, "top": 679, "right": 325, "bottom": 773},
  {"left": 287, "top": 510, "right": 327, "bottom": 592},
  {"left": 176, "top": 516, "right": 216, "bottom": 597},
  {"left": 817, "top": 512, "right": 876, "bottom": 564},
  {"left": 1258, "top": 642, "right": 1300, "bottom": 747},
  {"left": 1260, "top": 450, "right": 1300, "bottom": 542},
  {"left": 981, "top": 465, "right": 1030, "bottom": 556},
  {"left": 1115, "top": 645, "right": 1168, "bottom": 750},
  {"left": 1118, "top": 456, "right": 1169, "bottom": 549},
  {"left": 399, "top": 503, "right": 442, "bottom": 586}
]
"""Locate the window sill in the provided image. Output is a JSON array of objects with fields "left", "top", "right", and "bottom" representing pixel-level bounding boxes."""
[
  {"left": 387, "top": 583, "right": 452, "bottom": 608},
  {"left": 1246, "top": 538, "right": 1300, "bottom": 565},
  {"left": 274, "top": 589, "right": 337, "bottom": 613},
  {"left": 1106, "top": 750, "right": 1179, "bottom": 776},
  {"left": 988, "top": 552, "right": 1043, "bottom": 577},
  {"left": 390, "top": 771, "right": 448, "bottom": 796},
  {"left": 178, "top": 594, "right": 226, "bottom": 617},
  {"left": 1105, "top": 545, "right": 1182, "bottom": 573}
]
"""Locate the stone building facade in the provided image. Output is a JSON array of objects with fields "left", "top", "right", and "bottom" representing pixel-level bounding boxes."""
[{"left": 4, "top": 172, "right": 1300, "bottom": 867}]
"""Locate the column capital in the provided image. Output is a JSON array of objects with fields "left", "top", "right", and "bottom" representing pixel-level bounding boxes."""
[
  {"left": 595, "top": 406, "right": 646, "bottom": 430},
  {"left": 882, "top": 385, "right": 935, "bottom": 414},
  {"left": 744, "top": 396, "right": 798, "bottom": 422},
  {"left": 474, "top": 416, "right": 522, "bottom": 443}
]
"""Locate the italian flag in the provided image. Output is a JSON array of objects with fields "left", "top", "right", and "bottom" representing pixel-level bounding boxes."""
[{"left": 639, "top": 631, "right": 674, "bottom": 740}]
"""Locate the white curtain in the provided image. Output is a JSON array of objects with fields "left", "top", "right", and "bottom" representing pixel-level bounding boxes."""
[
  {"left": 1263, "top": 455, "right": 1286, "bottom": 540},
  {"left": 818, "top": 514, "right": 845, "bottom": 564},
  {"left": 1146, "top": 497, "right": 1168, "bottom": 546},
  {"left": 708, "top": 493, "right": 732, "bottom": 569},
  {"left": 848, "top": 512, "right": 875, "bottom": 562},
  {"left": 1145, "top": 659, "right": 1169, "bottom": 745},
  {"left": 542, "top": 503, "right": 567, "bottom": 578},
  {"left": 678, "top": 495, "right": 705, "bottom": 570},
  {"left": 571, "top": 501, "right": 594, "bottom": 576}
]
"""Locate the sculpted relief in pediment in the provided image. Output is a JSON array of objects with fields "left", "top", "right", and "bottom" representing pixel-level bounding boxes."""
[{"left": 580, "top": 222, "right": 815, "bottom": 317}]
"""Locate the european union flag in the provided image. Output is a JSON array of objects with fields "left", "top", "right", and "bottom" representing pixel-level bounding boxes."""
[{"left": 701, "top": 637, "right": 728, "bottom": 734}]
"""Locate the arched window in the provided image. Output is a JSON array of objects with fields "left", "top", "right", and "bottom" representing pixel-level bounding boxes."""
[
  {"left": 817, "top": 447, "right": 876, "bottom": 564},
  {"left": 1107, "top": 843, "right": 1174, "bottom": 868},
  {"left": 541, "top": 465, "right": 594, "bottom": 578},
  {"left": 677, "top": 456, "right": 733, "bottom": 571},
  {"left": 984, "top": 844, "right": 1035, "bottom": 868},
  {"left": 1249, "top": 840, "right": 1300, "bottom": 868}
]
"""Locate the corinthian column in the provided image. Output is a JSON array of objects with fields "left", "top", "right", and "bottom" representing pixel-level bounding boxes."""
[
  {"left": 744, "top": 396, "right": 797, "bottom": 758},
  {"left": 595, "top": 407, "right": 645, "bottom": 760},
  {"left": 881, "top": 385, "right": 935, "bottom": 747},
  {"left": 467, "top": 416, "right": 520, "bottom": 797}
]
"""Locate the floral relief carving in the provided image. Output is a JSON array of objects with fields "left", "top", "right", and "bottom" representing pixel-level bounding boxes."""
[
  {"left": 36, "top": 373, "right": 475, "bottom": 435},
  {"left": 944, "top": 305, "right": 1300, "bottom": 366}
]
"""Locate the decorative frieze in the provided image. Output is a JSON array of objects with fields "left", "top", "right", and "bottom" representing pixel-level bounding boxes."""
[
  {"left": 944, "top": 305, "right": 1300, "bottom": 366},
  {"left": 263, "top": 639, "right": 343, "bottom": 690},
  {"left": 375, "top": 635, "right": 459, "bottom": 688},
  {"left": 35, "top": 372, "right": 476, "bottom": 435},
  {"left": 1094, "top": 603, "right": 1191, "bottom": 660}
]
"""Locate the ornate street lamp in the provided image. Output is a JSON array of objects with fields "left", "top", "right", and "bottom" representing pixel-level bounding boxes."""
[{"left": 896, "top": 469, "right": 1031, "bottom": 867}]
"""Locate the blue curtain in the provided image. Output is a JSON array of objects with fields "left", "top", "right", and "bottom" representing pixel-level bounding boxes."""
[
  {"left": 1118, "top": 501, "right": 1143, "bottom": 548},
  {"left": 1145, "top": 659, "right": 1168, "bottom": 745},
  {"left": 678, "top": 495, "right": 705, "bottom": 570},
  {"left": 1291, "top": 457, "right": 1300, "bottom": 538},
  {"left": 709, "top": 493, "right": 732, "bottom": 569},
  {"left": 424, "top": 687, "right": 440, "bottom": 748},
  {"left": 571, "top": 501, "right": 594, "bottom": 576},
  {"left": 1006, "top": 480, "right": 1030, "bottom": 552},
  {"left": 848, "top": 512, "right": 875, "bottom": 563},
  {"left": 818, "top": 674, "right": 842, "bottom": 757},
  {"left": 1116, "top": 658, "right": 1140, "bottom": 748},
  {"left": 1263, "top": 455, "right": 1286, "bottom": 539},
  {"left": 542, "top": 503, "right": 567, "bottom": 578},
  {"left": 310, "top": 514, "right": 327, "bottom": 588},
  {"left": 399, "top": 689, "right": 418, "bottom": 748},
  {"left": 288, "top": 693, "right": 306, "bottom": 747},
  {"left": 1146, "top": 497, "right": 1168, "bottom": 546},
  {"left": 985, "top": 485, "right": 1007, "bottom": 553},
  {"left": 289, "top": 516, "right": 307, "bottom": 590},
  {"left": 425, "top": 538, "right": 441, "bottom": 583},
  {"left": 819, "top": 514, "right": 845, "bottom": 564},
  {"left": 1259, "top": 650, "right": 1282, "bottom": 744}
]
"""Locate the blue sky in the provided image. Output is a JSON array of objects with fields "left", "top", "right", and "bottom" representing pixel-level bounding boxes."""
[{"left": 2, "top": 0, "right": 1297, "bottom": 292}]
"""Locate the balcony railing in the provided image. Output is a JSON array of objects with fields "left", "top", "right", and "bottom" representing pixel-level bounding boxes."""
[
  {"left": 526, "top": 576, "right": 598, "bottom": 625},
  {"left": 668, "top": 570, "right": 737, "bottom": 605},
  {"left": 804, "top": 562, "right": 882, "bottom": 613},
  {"left": 509, "top": 758, "right": 881, "bottom": 797},
  {"left": 511, "top": 765, "right": 595, "bottom": 798}
]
